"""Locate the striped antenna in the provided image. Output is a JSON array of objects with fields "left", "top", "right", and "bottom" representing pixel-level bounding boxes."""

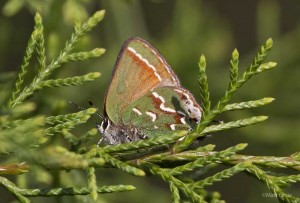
[{"left": 69, "top": 101, "right": 103, "bottom": 120}]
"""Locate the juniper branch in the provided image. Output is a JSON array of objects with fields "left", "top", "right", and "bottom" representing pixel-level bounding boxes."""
[
  {"left": 167, "top": 144, "right": 247, "bottom": 176},
  {"left": 247, "top": 164, "right": 300, "bottom": 203},
  {"left": 87, "top": 167, "right": 98, "bottom": 200},
  {"left": 5, "top": 21, "right": 39, "bottom": 109},
  {"left": 35, "top": 13, "right": 46, "bottom": 74},
  {"left": 0, "top": 176, "right": 30, "bottom": 203},
  {"left": 96, "top": 148, "right": 145, "bottom": 176},
  {"left": 198, "top": 55, "right": 210, "bottom": 113},
  {"left": 221, "top": 97, "right": 275, "bottom": 112},
  {"left": 170, "top": 182, "right": 180, "bottom": 203},
  {"left": 103, "top": 131, "right": 187, "bottom": 153},
  {"left": 229, "top": 49, "right": 239, "bottom": 86},
  {"left": 17, "top": 185, "right": 136, "bottom": 196},
  {"left": 174, "top": 38, "right": 276, "bottom": 152},
  {"left": 61, "top": 48, "right": 105, "bottom": 63},
  {"left": 142, "top": 162, "right": 206, "bottom": 203},
  {"left": 35, "top": 72, "right": 101, "bottom": 90},
  {"left": 192, "top": 162, "right": 250, "bottom": 189},
  {"left": 7, "top": 10, "right": 105, "bottom": 108}
]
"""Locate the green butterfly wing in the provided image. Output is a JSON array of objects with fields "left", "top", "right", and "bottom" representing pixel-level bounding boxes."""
[{"left": 121, "top": 86, "right": 202, "bottom": 138}]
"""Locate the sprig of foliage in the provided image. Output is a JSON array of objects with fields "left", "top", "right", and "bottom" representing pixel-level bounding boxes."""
[
  {"left": 1, "top": 10, "right": 299, "bottom": 203},
  {"left": 174, "top": 39, "right": 276, "bottom": 152},
  {"left": 4, "top": 11, "right": 105, "bottom": 109},
  {"left": 166, "top": 143, "right": 247, "bottom": 176},
  {"left": 0, "top": 176, "right": 134, "bottom": 202}
]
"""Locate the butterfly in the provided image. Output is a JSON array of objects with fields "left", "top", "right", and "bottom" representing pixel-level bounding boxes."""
[{"left": 98, "top": 37, "right": 202, "bottom": 145}]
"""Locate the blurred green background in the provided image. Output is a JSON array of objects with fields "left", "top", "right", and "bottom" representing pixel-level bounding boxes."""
[{"left": 0, "top": 0, "right": 300, "bottom": 202}]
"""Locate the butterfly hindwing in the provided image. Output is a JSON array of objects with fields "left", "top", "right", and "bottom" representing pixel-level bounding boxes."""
[
  {"left": 104, "top": 37, "right": 180, "bottom": 124},
  {"left": 122, "top": 86, "right": 202, "bottom": 138}
]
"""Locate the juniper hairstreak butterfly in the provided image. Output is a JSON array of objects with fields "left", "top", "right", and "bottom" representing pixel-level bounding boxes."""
[{"left": 98, "top": 37, "right": 202, "bottom": 145}]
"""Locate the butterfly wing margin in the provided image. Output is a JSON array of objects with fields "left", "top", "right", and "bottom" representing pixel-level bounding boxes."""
[
  {"left": 104, "top": 37, "right": 181, "bottom": 123},
  {"left": 122, "top": 86, "right": 202, "bottom": 138}
]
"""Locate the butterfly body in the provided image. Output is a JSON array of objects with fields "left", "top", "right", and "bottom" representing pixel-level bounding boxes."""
[{"left": 99, "top": 37, "right": 202, "bottom": 145}]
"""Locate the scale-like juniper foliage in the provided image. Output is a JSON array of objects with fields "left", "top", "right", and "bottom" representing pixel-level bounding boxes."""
[{"left": 0, "top": 10, "right": 299, "bottom": 203}]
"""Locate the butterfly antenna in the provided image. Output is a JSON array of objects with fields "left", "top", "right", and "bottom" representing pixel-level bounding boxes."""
[
  {"left": 88, "top": 100, "right": 104, "bottom": 120},
  {"left": 69, "top": 101, "right": 104, "bottom": 120},
  {"left": 69, "top": 101, "right": 86, "bottom": 111}
]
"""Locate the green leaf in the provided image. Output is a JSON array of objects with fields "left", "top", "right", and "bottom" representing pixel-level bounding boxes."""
[
  {"left": 198, "top": 55, "right": 210, "bottom": 113},
  {"left": 221, "top": 97, "right": 275, "bottom": 112},
  {"left": 35, "top": 72, "right": 101, "bottom": 90}
]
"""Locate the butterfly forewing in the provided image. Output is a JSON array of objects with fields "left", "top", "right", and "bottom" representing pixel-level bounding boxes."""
[{"left": 104, "top": 38, "right": 180, "bottom": 123}]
